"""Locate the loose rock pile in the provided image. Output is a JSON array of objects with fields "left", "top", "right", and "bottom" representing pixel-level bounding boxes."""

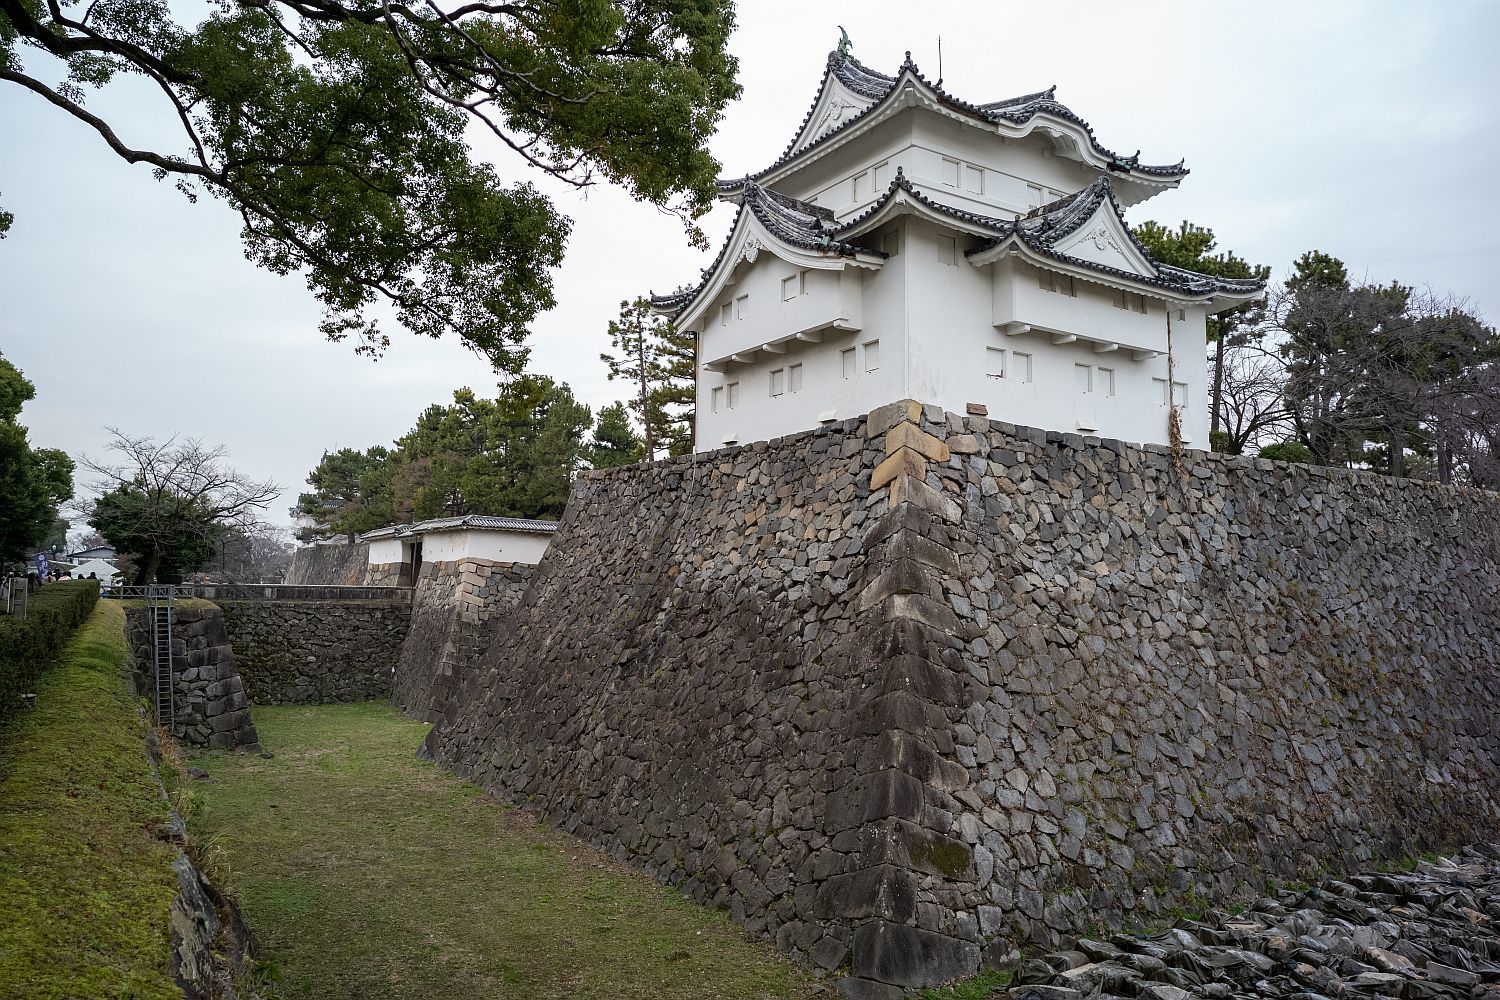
[{"left": 1012, "top": 845, "right": 1500, "bottom": 1000}]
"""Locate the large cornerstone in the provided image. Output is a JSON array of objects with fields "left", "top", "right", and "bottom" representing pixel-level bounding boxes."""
[{"left": 421, "top": 402, "right": 1500, "bottom": 996}]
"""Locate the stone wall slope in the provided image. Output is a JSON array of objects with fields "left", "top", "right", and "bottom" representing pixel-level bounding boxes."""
[
  {"left": 391, "top": 559, "right": 534, "bottom": 722},
  {"left": 284, "top": 542, "right": 371, "bottom": 586},
  {"left": 421, "top": 401, "right": 1500, "bottom": 996},
  {"left": 218, "top": 600, "right": 410, "bottom": 704}
]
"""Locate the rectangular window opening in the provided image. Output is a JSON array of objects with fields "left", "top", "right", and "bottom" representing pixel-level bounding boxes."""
[
  {"left": 840, "top": 347, "right": 857, "bottom": 379},
  {"left": 711, "top": 386, "right": 724, "bottom": 413},
  {"left": 1075, "top": 363, "right": 1093, "bottom": 395},
  {"left": 734, "top": 294, "right": 748, "bottom": 320},
  {"left": 1013, "top": 351, "right": 1033, "bottom": 383},
  {"left": 726, "top": 381, "right": 739, "bottom": 409},
  {"left": 781, "top": 275, "right": 798, "bottom": 301},
  {"left": 1098, "top": 366, "right": 1115, "bottom": 397},
  {"left": 963, "top": 164, "right": 984, "bottom": 194},
  {"left": 986, "top": 347, "right": 1006, "bottom": 380},
  {"left": 937, "top": 233, "right": 958, "bottom": 267},
  {"left": 770, "top": 368, "right": 785, "bottom": 397},
  {"left": 1153, "top": 377, "right": 1170, "bottom": 406},
  {"left": 864, "top": 340, "right": 880, "bottom": 372},
  {"left": 719, "top": 302, "right": 732, "bottom": 326},
  {"left": 941, "top": 157, "right": 961, "bottom": 187},
  {"left": 789, "top": 363, "right": 804, "bottom": 393},
  {"left": 873, "top": 161, "right": 889, "bottom": 190}
]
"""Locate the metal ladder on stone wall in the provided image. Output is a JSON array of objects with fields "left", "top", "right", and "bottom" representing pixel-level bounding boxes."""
[{"left": 147, "top": 585, "right": 176, "bottom": 729}]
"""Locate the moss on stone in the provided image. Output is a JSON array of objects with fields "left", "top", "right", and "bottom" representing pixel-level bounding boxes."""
[{"left": 910, "top": 835, "right": 974, "bottom": 879}]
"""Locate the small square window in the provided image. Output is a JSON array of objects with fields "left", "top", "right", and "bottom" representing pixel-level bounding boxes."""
[
  {"left": 1153, "top": 377, "right": 1170, "bottom": 406},
  {"left": 841, "top": 347, "right": 856, "bottom": 379},
  {"left": 726, "top": 381, "right": 740, "bottom": 409},
  {"left": 937, "top": 234, "right": 957, "bottom": 267},
  {"left": 1075, "top": 363, "right": 1093, "bottom": 395},
  {"left": 770, "top": 368, "right": 785, "bottom": 396},
  {"left": 1013, "top": 351, "right": 1033, "bottom": 383},
  {"left": 734, "top": 294, "right": 748, "bottom": 320},
  {"left": 789, "top": 363, "right": 803, "bottom": 393},
  {"left": 719, "top": 302, "right": 731, "bottom": 326},
  {"left": 864, "top": 340, "right": 880, "bottom": 372},
  {"left": 986, "top": 347, "right": 1006, "bottom": 380},
  {"left": 963, "top": 164, "right": 984, "bottom": 194},
  {"left": 1026, "top": 184, "right": 1046, "bottom": 209},
  {"left": 853, "top": 170, "right": 868, "bottom": 201},
  {"left": 873, "top": 161, "right": 889, "bottom": 190},
  {"left": 1171, "top": 381, "right": 1187, "bottom": 408},
  {"left": 1098, "top": 367, "right": 1115, "bottom": 397},
  {"left": 711, "top": 386, "right": 724, "bottom": 412},
  {"left": 1175, "top": 308, "right": 1187, "bottom": 322},
  {"left": 941, "top": 157, "right": 961, "bottom": 187}
]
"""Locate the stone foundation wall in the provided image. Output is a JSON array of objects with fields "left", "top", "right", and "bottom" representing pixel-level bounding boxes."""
[
  {"left": 125, "top": 606, "right": 260, "bottom": 750},
  {"left": 391, "top": 559, "right": 533, "bottom": 722},
  {"left": 421, "top": 402, "right": 1500, "bottom": 996},
  {"left": 217, "top": 600, "right": 411, "bottom": 705},
  {"left": 284, "top": 542, "right": 370, "bottom": 585}
]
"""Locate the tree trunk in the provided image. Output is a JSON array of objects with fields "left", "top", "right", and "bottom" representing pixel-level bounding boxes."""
[
  {"left": 1388, "top": 426, "right": 1406, "bottom": 478},
  {"left": 133, "top": 549, "right": 160, "bottom": 585},
  {"left": 1438, "top": 440, "right": 1453, "bottom": 485}
]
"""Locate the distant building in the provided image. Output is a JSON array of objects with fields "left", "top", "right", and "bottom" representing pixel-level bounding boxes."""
[
  {"left": 359, "top": 515, "right": 557, "bottom": 585},
  {"left": 652, "top": 41, "right": 1265, "bottom": 451},
  {"left": 66, "top": 544, "right": 116, "bottom": 563}
]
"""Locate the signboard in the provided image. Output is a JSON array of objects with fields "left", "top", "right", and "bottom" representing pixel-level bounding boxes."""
[{"left": 34, "top": 552, "right": 49, "bottom": 578}]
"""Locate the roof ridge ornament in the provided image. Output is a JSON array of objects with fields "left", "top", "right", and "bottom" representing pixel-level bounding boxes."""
[{"left": 837, "top": 25, "right": 852, "bottom": 57}]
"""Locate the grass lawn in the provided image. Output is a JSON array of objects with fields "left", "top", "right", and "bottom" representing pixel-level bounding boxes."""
[
  {"left": 190, "top": 702, "right": 821, "bottom": 1000},
  {"left": 0, "top": 601, "right": 182, "bottom": 1000}
]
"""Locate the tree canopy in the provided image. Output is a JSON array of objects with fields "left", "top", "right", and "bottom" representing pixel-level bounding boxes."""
[
  {"left": 0, "top": 352, "right": 73, "bottom": 564},
  {"left": 1, "top": 0, "right": 740, "bottom": 369},
  {"left": 80, "top": 430, "right": 278, "bottom": 583},
  {"left": 296, "top": 374, "right": 599, "bottom": 537},
  {"left": 600, "top": 297, "right": 695, "bottom": 459}
]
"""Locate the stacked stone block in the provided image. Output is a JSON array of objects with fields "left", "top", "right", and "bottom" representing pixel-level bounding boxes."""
[
  {"left": 422, "top": 400, "right": 1500, "bottom": 995},
  {"left": 391, "top": 558, "right": 533, "bottom": 722},
  {"left": 125, "top": 607, "right": 260, "bottom": 750},
  {"left": 283, "top": 542, "right": 370, "bottom": 585},
  {"left": 217, "top": 600, "right": 410, "bottom": 704}
]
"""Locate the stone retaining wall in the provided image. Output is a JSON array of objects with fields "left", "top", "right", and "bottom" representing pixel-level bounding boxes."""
[
  {"left": 391, "top": 559, "right": 533, "bottom": 722},
  {"left": 125, "top": 607, "right": 260, "bottom": 750},
  {"left": 218, "top": 600, "right": 411, "bottom": 705},
  {"left": 284, "top": 542, "right": 370, "bottom": 585},
  {"left": 421, "top": 401, "right": 1500, "bottom": 996}
]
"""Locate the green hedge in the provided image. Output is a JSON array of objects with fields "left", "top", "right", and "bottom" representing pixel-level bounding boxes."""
[{"left": 0, "top": 581, "right": 99, "bottom": 720}]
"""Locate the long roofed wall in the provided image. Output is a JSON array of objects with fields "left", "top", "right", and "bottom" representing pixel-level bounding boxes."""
[{"left": 422, "top": 404, "right": 1500, "bottom": 995}]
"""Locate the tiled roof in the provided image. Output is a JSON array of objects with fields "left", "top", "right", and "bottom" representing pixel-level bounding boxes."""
[
  {"left": 360, "top": 515, "right": 558, "bottom": 541},
  {"left": 649, "top": 181, "right": 882, "bottom": 314},
  {"left": 656, "top": 172, "right": 1261, "bottom": 324},
  {"left": 730, "top": 50, "right": 1188, "bottom": 191}
]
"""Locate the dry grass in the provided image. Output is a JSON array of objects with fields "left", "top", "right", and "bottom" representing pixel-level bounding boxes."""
[{"left": 189, "top": 702, "right": 820, "bottom": 1000}]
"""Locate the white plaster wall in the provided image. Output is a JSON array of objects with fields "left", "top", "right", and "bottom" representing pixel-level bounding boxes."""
[
  {"left": 774, "top": 106, "right": 1167, "bottom": 225},
  {"left": 695, "top": 257, "right": 867, "bottom": 364},
  {"left": 696, "top": 215, "right": 1210, "bottom": 451},
  {"left": 420, "top": 529, "right": 552, "bottom": 566},
  {"left": 367, "top": 538, "right": 404, "bottom": 565},
  {"left": 696, "top": 234, "right": 906, "bottom": 450}
]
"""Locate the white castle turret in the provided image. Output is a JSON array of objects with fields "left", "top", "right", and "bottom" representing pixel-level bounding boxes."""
[{"left": 652, "top": 39, "right": 1264, "bottom": 452}]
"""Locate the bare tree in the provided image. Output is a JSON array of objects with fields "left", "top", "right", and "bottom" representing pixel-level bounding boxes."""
[
  {"left": 1213, "top": 341, "right": 1292, "bottom": 455},
  {"left": 77, "top": 430, "right": 279, "bottom": 583}
]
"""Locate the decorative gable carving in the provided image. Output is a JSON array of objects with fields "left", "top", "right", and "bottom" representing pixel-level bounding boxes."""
[
  {"left": 792, "top": 78, "right": 876, "bottom": 154},
  {"left": 1052, "top": 202, "right": 1155, "bottom": 277}
]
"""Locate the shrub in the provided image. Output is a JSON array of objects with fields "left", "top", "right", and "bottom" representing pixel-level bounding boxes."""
[
  {"left": 0, "top": 581, "right": 99, "bottom": 720},
  {"left": 1258, "top": 441, "right": 1315, "bottom": 464}
]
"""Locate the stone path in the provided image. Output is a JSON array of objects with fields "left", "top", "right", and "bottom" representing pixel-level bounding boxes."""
[{"left": 1011, "top": 845, "right": 1500, "bottom": 1000}]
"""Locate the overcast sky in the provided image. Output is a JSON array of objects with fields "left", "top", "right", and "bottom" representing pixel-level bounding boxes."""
[{"left": 2, "top": 0, "right": 1496, "bottom": 533}]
